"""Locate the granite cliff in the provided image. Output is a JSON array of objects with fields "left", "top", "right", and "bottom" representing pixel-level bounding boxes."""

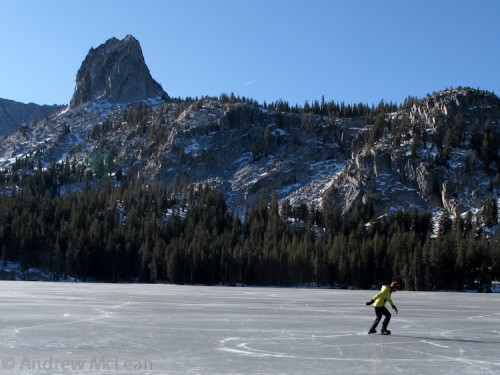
[{"left": 70, "top": 35, "right": 168, "bottom": 108}]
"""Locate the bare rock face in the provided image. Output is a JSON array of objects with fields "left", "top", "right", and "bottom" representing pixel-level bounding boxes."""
[{"left": 70, "top": 35, "right": 168, "bottom": 108}]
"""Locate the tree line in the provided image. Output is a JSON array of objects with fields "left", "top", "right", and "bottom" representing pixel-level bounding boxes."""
[{"left": 1, "top": 168, "right": 499, "bottom": 290}]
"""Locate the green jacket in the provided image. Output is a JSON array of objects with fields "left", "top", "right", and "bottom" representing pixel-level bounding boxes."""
[{"left": 372, "top": 285, "right": 395, "bottom": 308}]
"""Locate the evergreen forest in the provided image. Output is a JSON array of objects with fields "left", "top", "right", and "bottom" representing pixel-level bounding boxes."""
[{"left": 1, "top": 162, "right": 499, "bottom": 291}]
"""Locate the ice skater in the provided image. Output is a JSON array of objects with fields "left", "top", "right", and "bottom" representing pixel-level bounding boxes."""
[{"left": 366, "top": 281, "right": 399, "bottom": 335}]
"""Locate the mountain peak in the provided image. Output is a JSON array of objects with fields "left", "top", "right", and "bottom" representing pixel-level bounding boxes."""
[{"left": 70, "top": 35, "right": 168, "bottom": 108}]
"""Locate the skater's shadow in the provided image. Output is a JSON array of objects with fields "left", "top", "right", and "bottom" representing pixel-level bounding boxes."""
[{"left": 392, "top": 334, "right": 498, "bottom": 345}]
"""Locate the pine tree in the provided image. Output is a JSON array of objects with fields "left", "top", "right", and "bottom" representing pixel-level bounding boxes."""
[
  {"left": 481, "top": 120, "right": 497, "bottom": 167},
  {"left": 483, "top": 195, "right": 498, "bottom": 227},
  {"left": 367, "top": 113, "right": 385, "bottom": 146},
  {"left": 471, "top": 119, "right": 482, "bottom": 151}
]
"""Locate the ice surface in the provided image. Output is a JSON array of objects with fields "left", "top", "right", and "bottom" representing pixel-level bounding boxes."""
[{"left": 0, "top": 281, "right": 499, "bottom": 374}]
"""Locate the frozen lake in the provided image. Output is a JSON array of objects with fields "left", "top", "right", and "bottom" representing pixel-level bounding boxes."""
[{"left": 0, "top": 281, "right": 499, "bottom": 374}]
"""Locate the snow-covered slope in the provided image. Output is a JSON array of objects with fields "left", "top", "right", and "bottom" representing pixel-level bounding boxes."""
[{"left": 1, "top": 88, "right": 499, "bottom": 228}]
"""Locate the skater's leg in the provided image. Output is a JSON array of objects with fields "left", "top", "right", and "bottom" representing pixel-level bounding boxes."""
[
  {"left": 369, "top": 307, "right": 383, "bottom": 333},
  {"left": 381, "top": 306, "right": 392, "bottom": 331}
]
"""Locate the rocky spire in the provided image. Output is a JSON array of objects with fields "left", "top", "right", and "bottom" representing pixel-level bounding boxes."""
[{"left": 70, "top": 35, "right": 168, "bottom": 108}]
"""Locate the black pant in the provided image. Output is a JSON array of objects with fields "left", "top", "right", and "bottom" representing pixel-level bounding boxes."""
[{"left": 370, "top": 306, "right": 391, "bottom": 331}]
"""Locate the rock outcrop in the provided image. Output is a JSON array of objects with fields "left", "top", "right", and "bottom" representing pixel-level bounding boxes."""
[
  {"left": 327, "top": 88, "right": 500, "bottom": 217},
  {"left": 70, "top": 35, "right": 168, "bottom": 108}
]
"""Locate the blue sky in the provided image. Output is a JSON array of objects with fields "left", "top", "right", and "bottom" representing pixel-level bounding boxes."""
[{"left": 1, "top": 0, "right": 499, "bottom": 107}]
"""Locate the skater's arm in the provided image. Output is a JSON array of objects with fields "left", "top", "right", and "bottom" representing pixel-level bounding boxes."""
[
  {"left": 386, "top": 294, "right": 398, "bottom": 313},
  {"left": 387, "top": 295, "right": 395, "bottom": 309}
]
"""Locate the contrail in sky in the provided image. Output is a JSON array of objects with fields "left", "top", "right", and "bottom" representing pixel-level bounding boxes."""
[{"left": 245, "top": 80, "right": 257, "bottom": 86}]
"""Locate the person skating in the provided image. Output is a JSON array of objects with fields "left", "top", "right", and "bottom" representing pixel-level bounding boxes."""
[{"left": 366, "top": 281, "right": 399, "bottom": 335}]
